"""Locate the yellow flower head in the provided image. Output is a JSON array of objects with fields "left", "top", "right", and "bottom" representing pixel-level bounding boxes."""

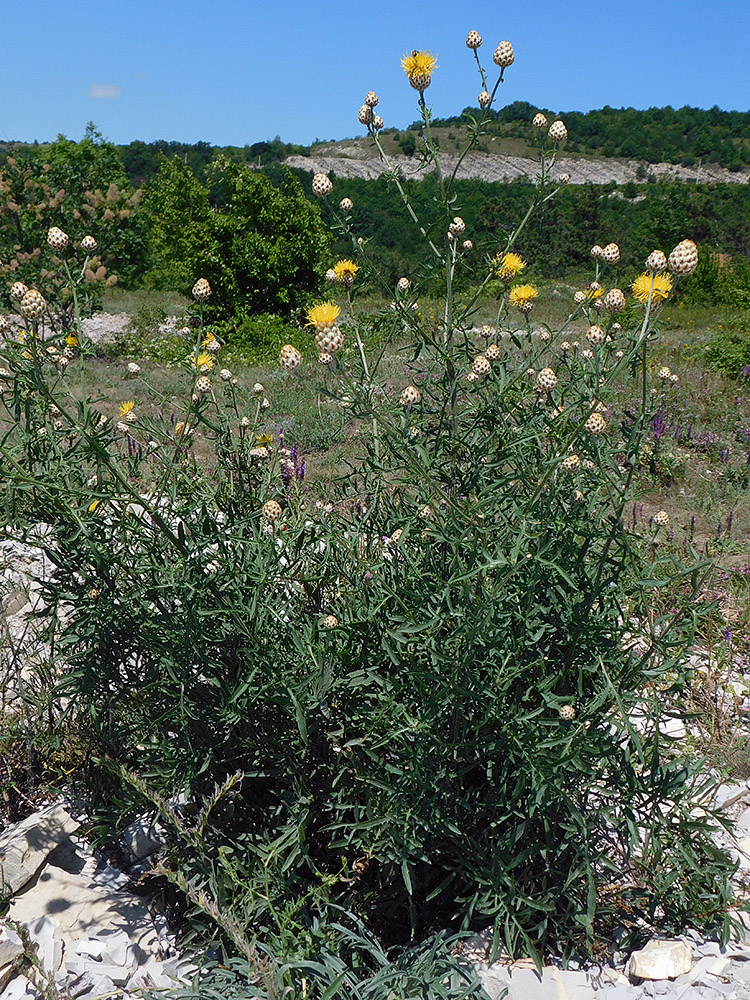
[
  {"left": 508, "top": 284, "right": 539, "bottom": 308},
  {"left": 194, "top": 352, "right": 215, "bottom": 370},
  {"left": 64, "top": 333, "right": 79, "bottom": 347},
  {"left": 88, "top": 499, "right": 100, "bottom": 513},
  {"left": 118, "top": 400, "right": 135, "bottom": 418},
  {"left": 401, "top": 50, "right": 438, "bottom": 90},
  {"left": 585, "top": 285, "right": 604, "bottom": 301},
  {"left": 494, "top": 252, "right": 526, "bottom": 282},
  {"left": 306, "top": 301, "right": 341, "bottom": 329},
  {"left": 631, "top": 271, "right": 673, "bottom": 305},
  {"left": 333, "top": 259, "right": 360, "bottom": 284},
  {"left": 256, "top": 433, "right": 273, "bottom": 446},
  {"left": 202, "top": 332, "right": 218, "bottom": 348}
]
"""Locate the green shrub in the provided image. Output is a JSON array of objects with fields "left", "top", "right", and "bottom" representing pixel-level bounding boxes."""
[
  {"left": 705, "top": 325, "right": 750, "bottom": 376},
  {"left": 0, "top": 124, "right": 150, "bottom": 298},
  {"left": 144, "top": 154, "right": 331, "bottom": 320},
  {"left": 214, "top": 311, "right": 309, "bottom": 362}
]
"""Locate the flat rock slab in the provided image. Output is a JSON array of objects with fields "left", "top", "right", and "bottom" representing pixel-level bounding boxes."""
[
  {"left": 8, "top": 844, "right": 160, "bottom": 964},
  {"left": 628, "top": 938, "right": 692, "bottom": 980},
  {"left": 0, "top": 924, "right": 23, "bottom": 970},
  {"left": 0, "top": 804, "right": 79, "bottom": 896},
  {"left": 477, "top": 963, "right": 596, "bottom": 1000}
]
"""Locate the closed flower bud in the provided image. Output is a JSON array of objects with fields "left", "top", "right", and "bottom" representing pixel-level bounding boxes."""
[
  {"left": 493, "top": 41, "right": 515, "bottom": 68},
  {"left": 466, "top": 29, "right": 482, "bottom": 48},
  {"left": 585, "top": 412, "right": 607, "bottom": 435},
  {"left": 645, "top": 249, "right": 667, "bottom": 273},
  {"left": 47, "top": 226, "right": 69, "bottom": 251},
  {"left": 602, "top": 242, "right": 620, "bottom": 263},
  {"left": 535, "top": 367, "right": 557, "bottom": 392},
  {"left": 603, "top": 288, "right": 626, "bottom": 312},
  {"left": 668, "top": 239, "right": 698, "bottom": 276},
  {"left": 400, "top": 385, "right": 421, "bottom": 406},
  {"left": 472, "top": 355, "right": 491, "bottom": 377},
  {"left": 312, "top": 173, "right": 333, "bottom": 198},
  {"left": 548, "top": 120, "right": 567, "bottom": 143},
  {"left": 20, "top": 289, "right": 46, "bottom": 320},
  {"left": 279, "top": 344, "right": 302, "bottom": 370},
  {"left": 263, "top": 499, "right": 282, "bottom": 522},
  {"left": 192, "top": 278, "right": 211, "bottom": 301}
]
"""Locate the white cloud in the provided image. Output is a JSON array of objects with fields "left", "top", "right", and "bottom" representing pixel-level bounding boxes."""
[{"left": 89, "top": 83, "right": 122, "bottom": 99}]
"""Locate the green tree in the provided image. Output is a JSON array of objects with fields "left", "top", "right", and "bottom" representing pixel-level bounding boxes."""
[
  {"left": 144, "top": 154, "right": 330, "bottom": 318},
  {"left": 0, "top": 124, "right": 149, "bottom": 300}
]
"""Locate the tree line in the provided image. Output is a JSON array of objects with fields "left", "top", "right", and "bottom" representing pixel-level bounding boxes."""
[{"left": 1, "top": 125, "right": 749, "bottom": 326}]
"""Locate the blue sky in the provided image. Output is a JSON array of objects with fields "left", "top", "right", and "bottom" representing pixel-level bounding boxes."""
[{"left": 2, "top": 0, "right": 748, "bottom": 147}]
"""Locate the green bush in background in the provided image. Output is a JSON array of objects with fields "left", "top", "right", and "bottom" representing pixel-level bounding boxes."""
[{"left": 144, "top": 154, "right": 330, "bottom": 322}]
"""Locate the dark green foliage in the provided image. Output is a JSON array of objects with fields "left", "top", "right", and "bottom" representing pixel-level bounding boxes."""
[
  {"left": 0, "top": 124, "right": 150, "bottom": 293},
  {"left": 1, "top": 312, "right": 737, "bottom": 967},
  {"left": 319, "top": 173, "right": 750, "bottom": 285},
  {"left": 118, "top": 136, "right": 310, "bottom": 186},
  {"left": 418, "top": 102, "right": 750, "bottom": 168},
  {"left": 144, "top": 155, "right": 330, "bottom": 322}
]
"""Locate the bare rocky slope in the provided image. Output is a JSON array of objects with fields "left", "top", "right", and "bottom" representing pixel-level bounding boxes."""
[{"left": 286, "top": 146, "right": 750, "bottom": 186}]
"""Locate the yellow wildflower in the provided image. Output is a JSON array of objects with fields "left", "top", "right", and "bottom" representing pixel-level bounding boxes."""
[
  {"left": 88, "top": 500, "right": 100, "bottom": 513},
  {"left": 585, "top": 285, "right": 604, "bottom": 301},
  {"left": 194, "top": 352, "right": 215, "bottom": 371},
  {"left": 64, "top": 333, "right": 79, "bottom": 347},
  {"left": 118, "top": 400, "right": 135, "bottom": 418},
  {"left": 631, "top": 272, "right": 673, "bottom": 305},
  {"left": 256, "top": 433, "right": 273, "bottom": 446},
  {"left": 306, "top": 301, "right": 341, "bottom": 329},
  {"left": 494, "top": 252, "right": 526, "bottom": 282},
  {"left": 508, "top": 284, "right": 539, "bottom": 313},
  {"left": 401, "top": 50, "right": 438, "bottom": 91},
  {"left": 332, "top": 259, "right": 359, "bottom": 285}
]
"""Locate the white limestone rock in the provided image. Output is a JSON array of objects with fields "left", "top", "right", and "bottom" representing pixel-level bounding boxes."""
[
  {"left": 9, "top": 855, "right": 160, "bottom": 963},
  {"left": 25, "top": 915, "right": 62, "bottom": 975},
  {"left": 0, "top": 925, "right": 23, "bottom": 970},
  {"left": 0, "top": 976, "right": 39, "bottom": 1000},
  {"left": 121, "top": 813, "right": 167, "bottom": 860},
  {"left": 0, "top": 803, "right": 79, "bottom": 895},
  {"left": 627, "top": 938, "right": 692, "bottom": 980}
]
